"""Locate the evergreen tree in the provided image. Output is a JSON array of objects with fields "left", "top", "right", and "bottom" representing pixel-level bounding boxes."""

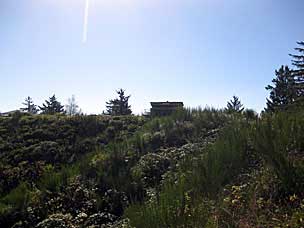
[
  {"left": 39, "top": 95, "right": 64, "bottom": 115},
  {"left": 265, "top": 65, "right": 297, "bottom": 112},
  {"left": 225, "top": 96, "right": 244, "bottom": 114},
  {"left": 105, "top": 89, "right": 132, "bottom": 116},
  {"left": 20, "top": 96, "right": 38, "bottom": 114},
  {"left": 65, "top": 95, "right": 82, "bottom": 116},
  {"left": 290, "top": 41, "right": 304, "bottom": 96}
]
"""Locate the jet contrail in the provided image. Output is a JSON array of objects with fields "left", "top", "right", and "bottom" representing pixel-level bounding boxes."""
[{"left": 83, "top": 0, "right": 90, "bottom": 43}]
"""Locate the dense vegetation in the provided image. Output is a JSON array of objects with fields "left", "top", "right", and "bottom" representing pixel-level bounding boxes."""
[
  {"left": 0, "top": 107, "right": 303, "bottom": 228},
  {"left": 0, "top": 42, "right": 303, "bottom": 227}
]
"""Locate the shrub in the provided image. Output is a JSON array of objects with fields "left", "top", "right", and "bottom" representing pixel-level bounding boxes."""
[
  {"left": 74, "top": 138, "right": 96, "bottom": 155},
  {"left": 126, "top": 119, "right": 249, "bottom": 226},
  {"left": 31, "top": 141, "right": 62, "bottom": 163},
  {"left": 38, "top": 165, "right": 79, "bottom": 192},
  {"left": 254, "top": 112, "right": 304, "bottom": 196},
  {"left": 1, "top": 182, "right": 30, "bottom": 211},
  {"left": 131, "top": 153, "right": 170, "bottom": 188},
  {"left": 187, "top": 120, "right": 249, "bottom": 196},
  {"left": 243, "top": 109, "right": 258, "bottom": 121},
  {"left": 125, "top": 175, "right": 213, "bottom": 228},
  {"left": 150, "top": 131, "right": 165, "bottom": 150},
  {"left": 105, "top": 126, "right": 116, "bottom": 140}
]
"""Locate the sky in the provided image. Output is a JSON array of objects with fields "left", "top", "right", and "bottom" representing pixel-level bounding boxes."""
[{"left": 0, "top": 0, "right": 303, "bottom": 114}]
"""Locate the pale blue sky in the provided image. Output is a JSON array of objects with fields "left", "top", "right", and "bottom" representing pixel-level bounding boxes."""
[{"left": 0, "top": 0, "right": 303, "bottom": 114}]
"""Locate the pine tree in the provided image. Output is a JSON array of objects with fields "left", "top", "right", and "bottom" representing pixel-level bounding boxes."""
[
  {"left": 20, "top": 96, "right": 38, "bottom": 114},
  {"left": 290, "top": 41, "right": 304, "bottom": 96},
  {"left": 225, "top": 96, "right": 244, "bottom": 114},
  {"left": 265, "top": 65, "right": 297, "bottom": 112},
  {"left": 39, "top": 95, "right": 64, "bottom": 115},
  {"left": 65, "top": 95, "right": 82, "bottom": 116},
  {"left": 105, "top": 89, "right": 132, "bottom": 116}
]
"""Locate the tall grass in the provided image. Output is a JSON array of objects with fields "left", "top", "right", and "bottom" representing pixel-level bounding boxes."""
[
  {"left": 37, "top": 164, "right": 80, "bottom": 192},
  {"left": 0, "top": 182, "right": 30, "bottom": 215},
  {"left": 125, "top": 119, "right": 250, "bottom": 227},
  {"left": 254, "top": 112, "right": 304, "bottom": 195},
  {"left": 190, "top": 121, "right": 249, "bottom": 196},
  {"left": 125, "top": 174, "right": 212, "bottom": 228}
]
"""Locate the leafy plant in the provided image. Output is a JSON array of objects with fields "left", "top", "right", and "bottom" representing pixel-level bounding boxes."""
[
  {"left": 1, "top": 182, "right": 30, "bottom": 211},
  {"left": 254, "top": 112, "right": 304, "bottom": 196}
]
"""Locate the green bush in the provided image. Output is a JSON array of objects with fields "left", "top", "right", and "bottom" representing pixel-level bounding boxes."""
[
  {"left": 131, "top": 153, "right": 170, "bottom": 188},
  {"left": 254, "top": 112, "right": 304, "bottom": 196},
  {"left": 126, "top": 119, "right": 249, "bottom": 226},
  {"left": 38, "top": 164, "right": 79, "bottom": 192},
  {"left": 1, "top": 182, "right": 30, "bottom": 211},
  {"left": 125, "top": 174, "right": 213, "bottom": 228},
  {"left": 150, "top": 131, "right": 165, "bottom": 150}
]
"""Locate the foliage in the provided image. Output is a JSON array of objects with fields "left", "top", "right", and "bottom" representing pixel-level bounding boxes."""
[
  {"left": 131, "top": 153, "right": 170, "bottom": 188},
  {"left": 39, "top": 94, "right": 65, "bottom": 115},
  {"left": 0, "top": 114, "right": 143, "bottom": 196},
  {"left": 0, "top": 182, "right": 30, "bottom": 213},
  {"left": 225, "top": 96, "right": 244, "bottom": 114},
  {"left": 125, "top": 176, "right": 213, "bottom": 228},
  {"left": 126, "top": 119, "right": 250, "bottom": 227},
  {"left": 37, "top": 164, "right": 80, "bottom": 192},
  {"left": 0, "top": 105, "right": 303, "bottom": 228},
  {"left": 20, "top": 96, "right": 38, "bottom": 114},
  {"left": 254, "top": 111, "right": 304, "bottom": 196},
  {"left": 265, "top": 65, "right": 298, "bottom": 112},
  {"left": 243, "top": 108, "right": 258, "bottom": 121},
  {"left": 193, "top": 121, "right": 249, "bottom": 196},
  {"left": 290, "top": 41, "right": 304, "bottom": 96},
  {"left": 105, "top": 89, "right": 132, "bottom": 116}
]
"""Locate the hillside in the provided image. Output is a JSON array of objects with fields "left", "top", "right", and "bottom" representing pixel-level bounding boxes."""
[{"left": 0, "top": 109, "right": 303, "bottom": 228}]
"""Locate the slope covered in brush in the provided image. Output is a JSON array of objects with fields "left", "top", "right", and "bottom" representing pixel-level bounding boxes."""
[{"left": 0, "top": 108, "right": 303, "bottom": 228}]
